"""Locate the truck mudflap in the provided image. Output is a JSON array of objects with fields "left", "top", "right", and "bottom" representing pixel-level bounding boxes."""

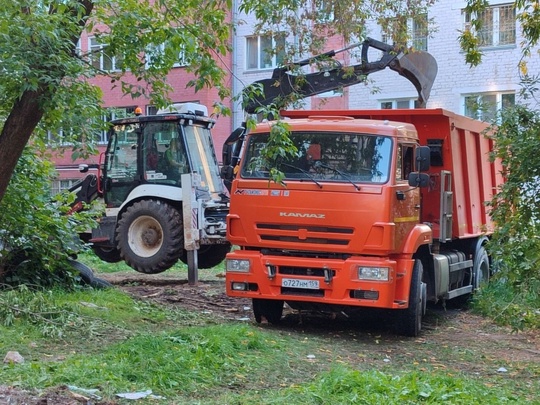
[{"left": 225, "top": 250, "right": 416, "bottom": 310}]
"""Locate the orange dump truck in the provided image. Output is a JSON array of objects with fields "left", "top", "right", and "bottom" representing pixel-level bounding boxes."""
[{"left": 224, "top": 108, "right": 502, "bottom": 336}]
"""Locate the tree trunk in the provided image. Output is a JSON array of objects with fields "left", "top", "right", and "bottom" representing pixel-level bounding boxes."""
[
  {"left": 0, "top": 89, "right": 47, "bottom": 202},
  {"left": 0, "top": 0, "right": 94, "bottom": 203}
]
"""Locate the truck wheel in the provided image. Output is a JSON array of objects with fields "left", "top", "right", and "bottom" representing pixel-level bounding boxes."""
[
  {"left": 473, "top": 246, "right": 490, "bottom": 290},
  {"left": 398, "top": 259, "right": 424, "bottom": 337},
  {"left": 180, "top": 244, "right": 232, "bottom": 269},
  {"left": 92, "top": 246, "right": 122, "bottom": 263},
  {"left": 252, "top": 298, "right": 284, "bottom": 324},
  {"left": 116, "top": 200, "right": 183, "bottom": 274}
]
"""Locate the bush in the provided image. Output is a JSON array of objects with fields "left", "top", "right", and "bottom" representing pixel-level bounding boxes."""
[{"left": 0, "top": 146, "right": 99, "bottom": 288}]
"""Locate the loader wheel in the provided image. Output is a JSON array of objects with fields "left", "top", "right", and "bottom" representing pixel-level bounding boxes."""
[
  {"left": 252, "top": 298, "right": 284, "bottom": 324},
  {"left": 473, "top": 246, "right": 490, "bottom": 290},
  {"left": 397, "top": 259, "right": 425, "bottom": 337},
  {"left": 92, "top": 246, "right": 122, "bottom": 263},
  {"left": 116, "top": 200, "right": 183, "bottom": 274},
  {"left": 180, "top": 243, "right": 232, "bottom": 269}
]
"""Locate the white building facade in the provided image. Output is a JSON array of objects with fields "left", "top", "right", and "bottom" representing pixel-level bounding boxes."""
[{"left": 231, "top": 0, "right": 539, "bottom": 127}]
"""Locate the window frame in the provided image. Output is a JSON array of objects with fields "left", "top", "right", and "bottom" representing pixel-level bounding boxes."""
[
  {"left": 145, "top": 41, "right": 188, "bottom": 69},
  {"left": 463, "top": 92, "right": 515, "bottom": 122},
  {"left": 380, "top": 98, "right": 420, "bottom": 110},
  {"left": 245, "top": 34, "right": 286, "bottom": 71},
  {"left": 381, "top": 14, "right": 428, "bottom": 51},
  {"left": 462, "top": 3, "right": 516, "bottom": 48},
  {"left": 89, "top": 36, "right": 123, "bottom": 72}
]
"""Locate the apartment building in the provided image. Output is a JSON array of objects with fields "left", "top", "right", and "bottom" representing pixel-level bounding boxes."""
[{"left": 231, "top": 0, "right": 538, "bottom": 128}]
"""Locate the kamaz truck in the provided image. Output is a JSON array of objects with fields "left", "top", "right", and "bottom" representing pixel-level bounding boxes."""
[{"left": 221, "top": 39, "right": 501, "bottom": 336}]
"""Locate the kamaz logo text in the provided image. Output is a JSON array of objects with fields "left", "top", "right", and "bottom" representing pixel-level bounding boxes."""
[{"left": 279, "top": 212, "right": 325, "bottom": 219}]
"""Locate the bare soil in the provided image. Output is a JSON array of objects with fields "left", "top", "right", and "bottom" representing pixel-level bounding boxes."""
[{"left": 2, "top": 271, "right": 539, "bottom": 404}]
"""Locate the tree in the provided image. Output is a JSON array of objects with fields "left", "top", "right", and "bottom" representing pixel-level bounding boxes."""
[
  {"left": 0, "top": 0, "right": 433, "bottom": 204},
  {"left": 460, "top": 1, "right": 540, "bottom": 320},
  {"left": 0, "top": 0, "right": 232, "bottom": 203}
]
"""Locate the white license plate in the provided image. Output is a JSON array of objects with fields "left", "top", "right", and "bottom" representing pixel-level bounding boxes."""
[{"left": 281, "top": 278, "right": 320, "bottom": 289}]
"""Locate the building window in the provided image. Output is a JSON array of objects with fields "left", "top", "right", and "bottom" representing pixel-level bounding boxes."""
[
  {"left": 380, "top": 98, "right": 420, "bottom": 109},
  {"left": 381, "top": 14, "right": 428, "bottom": 51},
  {"left": 89, "top": 37, "right": 123, "bottom": 71},
  {"left": 464, "top": 92, "right": 515, "bottom": 122},
  {"left": 316, "top": 0, "right": 334, "bottom": 23},
  {"left": 51, "top": 179, "right": 79, "bottom": 196},
  {"left": 95, "top": 106, "right": 137, "bottom": 144},
  {"left": 145, "top": 42, "right": 187, "bottom": 69},
  {"left": 246, "top": 34, "right": 286, "bottom": 70},
  {"left": 411, "top": 14, "right": 428, "bottom": 51},
  {"left": 463, "top": 4, "right": 515, "bottom": 47}
]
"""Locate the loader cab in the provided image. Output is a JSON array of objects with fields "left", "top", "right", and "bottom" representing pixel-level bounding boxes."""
[{"left": 102, "top": 104, "right": 223, "bottom": 207}]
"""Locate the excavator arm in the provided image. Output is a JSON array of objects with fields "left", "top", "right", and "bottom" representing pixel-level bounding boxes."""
[{"left": 243, "top": 37, "right": 438, "bottom": 114}]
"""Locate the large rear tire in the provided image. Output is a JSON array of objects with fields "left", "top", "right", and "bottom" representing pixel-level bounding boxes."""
[
  {"left": 473, "top": 246, "right": 490, "bottom": 290},
  {"left": 397, "top": 259, "right": 425, "bottom": 337},
  {"left": 92, "top": 246, "right": 122, "bottom": 263},
  {"left": 180, "top": 243, "right": 232, "bottom": 269},
  {"left": 116, "top": 200, "right": 183, "bottom": 274}
]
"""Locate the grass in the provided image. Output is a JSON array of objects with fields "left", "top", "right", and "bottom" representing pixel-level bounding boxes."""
[
  {"left": 0, "top": 251, "right": 538, "bottom": 403},
  {"left": 78, "top": 250, "right": 225, "bottom": 281},
  {"left": 0, "top": 287, "right": 530, "bottom": 404}
]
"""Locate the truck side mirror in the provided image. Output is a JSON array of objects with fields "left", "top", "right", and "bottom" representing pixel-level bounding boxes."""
[
  {"left": 415, "top": 146, "right": 431, "bottom": 172},
  {"left": 408, "top": 172, "right": 430, "bottom": 188},
  {"left": 79, "top": 164, "right": 89, "bottom": 173}
]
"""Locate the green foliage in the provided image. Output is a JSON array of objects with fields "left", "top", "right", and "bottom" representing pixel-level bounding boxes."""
[
  {"left": 284, "top": 366, "right": 520, "bottom": 404},
  {"left": 472, "top": 279, "right": 540, "bottom": 331},
  {"left": 240, "top": 0, "right": 435, "bottom": 57},
  {"left": 0, "top": 146, "right": 100, "bottom": 288},
  {"left": 486, "top": 105, "right": 540, "bottom": 288},
  {"left": 0, "top": 285, "right": 98, "bottom": 339}
]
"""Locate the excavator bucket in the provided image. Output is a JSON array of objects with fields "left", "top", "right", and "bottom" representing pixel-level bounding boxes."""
[{"left": 392, "top": 50, "right": 438, "bottom": 108}]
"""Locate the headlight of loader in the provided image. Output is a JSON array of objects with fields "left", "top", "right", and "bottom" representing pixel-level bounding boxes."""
[
  {"left": 226, "top": 259, "right": 251, "bottom": 272},
  {"left": 357, "top": 266, "right": 389, "bottom": 281}
]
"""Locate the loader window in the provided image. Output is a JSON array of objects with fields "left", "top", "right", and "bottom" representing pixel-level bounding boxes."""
[{"left": 242, "top": 132, "right": 392, "bottom": 184}]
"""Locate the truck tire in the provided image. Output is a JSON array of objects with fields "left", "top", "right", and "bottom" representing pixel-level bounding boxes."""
[
  {"left": 473, "top": 246, "right": 490, "bottom": 290},
  {"left": 252, "top": 298, "right": 284, "bottom": 324},
  {"left": 180, "top": 243, "right": 232, "bottom": 269},
  {"left": 116, "top": 200, "right": 183, "bottom": 274},
  {"left": 397, "top": 259, "right": 424, "bottom": 337},
  {"left": 92, "top": 246, "right": 122, "bottom": 263}
]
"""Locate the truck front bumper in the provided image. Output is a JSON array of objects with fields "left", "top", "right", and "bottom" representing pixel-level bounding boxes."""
[{"left": 225, "top": 250, "right": 414, "bottom": 309}]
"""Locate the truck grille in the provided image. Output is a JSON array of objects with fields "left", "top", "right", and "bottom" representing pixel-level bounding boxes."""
[
  {"left": 279, "top": 266, "right": 335, "bottom": 278},
  {"left": 281, "top": 287, "right": 324, "bottom": 297},
  {"left": 256, "top": 223, "right": 353, "bottom": 246}
]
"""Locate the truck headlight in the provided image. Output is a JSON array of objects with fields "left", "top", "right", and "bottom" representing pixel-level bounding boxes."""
[
  {"left": 358, "top": 266, "right": 389, "bottom": 281},
  {"left": 226, "top": 259, "right": 251, "bottom": 272}
]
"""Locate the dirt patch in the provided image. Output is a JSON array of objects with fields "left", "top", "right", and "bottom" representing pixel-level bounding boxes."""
[{"left": 99, "top": 271, "right": 540, "bottom": 365}]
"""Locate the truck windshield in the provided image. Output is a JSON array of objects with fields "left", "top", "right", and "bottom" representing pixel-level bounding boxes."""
[{"left": 241, "top": 131, "right": 393, "bottom": 184}]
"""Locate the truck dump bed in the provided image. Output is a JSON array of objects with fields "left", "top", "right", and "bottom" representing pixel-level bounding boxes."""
[{"left": 282, "top": 109, "right": 503, "bottom": 240}]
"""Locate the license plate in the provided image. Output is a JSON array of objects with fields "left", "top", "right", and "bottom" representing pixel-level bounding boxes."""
[{"left": 281, "top": 278, "right": 320, "bottom": 289}]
